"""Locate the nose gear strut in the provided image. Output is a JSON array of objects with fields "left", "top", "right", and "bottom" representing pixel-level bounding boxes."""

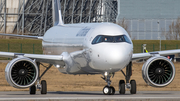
[{"left": 102, "top": 72, "right": 115, "bottom": 95}]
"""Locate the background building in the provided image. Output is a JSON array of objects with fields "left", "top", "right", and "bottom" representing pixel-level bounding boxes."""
[
  {"left": 116, "top": 0, "right": 180, "bottom": 40},
  {"left": 0, "top": 0, "right": 117, "bottom": 36},
  {"left": 1, "top": 0, "right": 180, "bottom": 40}
]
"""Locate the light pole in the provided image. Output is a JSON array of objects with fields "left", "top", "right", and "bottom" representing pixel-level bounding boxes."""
[
  {"left": 157, "top": 21, "right": 161, "bottom": 51},
  {"left": 158, "top": 37, "right": 161, "bottom": 51}
]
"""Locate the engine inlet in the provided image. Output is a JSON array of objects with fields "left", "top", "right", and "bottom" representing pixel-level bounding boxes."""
[{"left": 11, "top": 61, "right": 36, "bottom": 86}]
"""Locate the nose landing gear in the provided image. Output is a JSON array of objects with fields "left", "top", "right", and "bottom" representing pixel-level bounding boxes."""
[
  {"left": 103, "top": 85, "right": 115, "bottom": 95},
  {"left": 102, "top": 72, "right": 115, "bottom": 95},
  {"left": 102, "top": 62, "right": 136, "bottom": 95}
]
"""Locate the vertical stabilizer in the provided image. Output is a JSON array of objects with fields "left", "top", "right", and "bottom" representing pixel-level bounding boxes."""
[{"left": 52, "top": 0, "right": 64, "bottom": 26}]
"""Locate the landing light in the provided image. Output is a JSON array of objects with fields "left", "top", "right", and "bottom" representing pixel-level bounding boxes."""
[
  {"left": 55, "top": 65, "right": 60, "bottom": 68},
  {"left": 104, "top": 72, "right": 108, "bottom": 76}
]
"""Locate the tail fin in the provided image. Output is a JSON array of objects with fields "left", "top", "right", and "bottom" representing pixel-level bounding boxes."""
[{"left": 52, "top": 0, "right": 64, "bottom": 26}]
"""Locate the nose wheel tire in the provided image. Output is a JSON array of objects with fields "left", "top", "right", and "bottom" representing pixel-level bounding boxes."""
[
  {"left": 110, "top": 86, "right": 115, "bottom": 95},
  {"left": 30, "top": 85, "right": 36, "bottom": 94},
  {"left": 130, "top": 80, "right": 136, "bottom": 94},
  {"left": 119, "top": 80, "right": 125, "bottom": 94},
  {"left": 103, "top": 86, "right": 115, "bottom": 95},
  {"left": 41, "top": 80, "right": 47, "bottom": 94},
  {"left": 103, "top": 86, "right": 110, "bottom": 95}
]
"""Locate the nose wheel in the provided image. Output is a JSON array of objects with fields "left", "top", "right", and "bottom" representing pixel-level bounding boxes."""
[
  {"left": 102, "top": 72, "right": 116, "bottom": 95},
  {"left": 103, "top": 86, "right": 115, "bottom": 95}
]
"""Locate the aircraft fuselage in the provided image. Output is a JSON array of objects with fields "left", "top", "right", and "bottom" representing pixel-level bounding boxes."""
[{"left": 42, "top": 23, "right": 133, "bottom": 74}]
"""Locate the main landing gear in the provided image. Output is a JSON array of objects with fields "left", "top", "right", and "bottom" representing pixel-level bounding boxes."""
[
  {"left": 29, "top": 62, "right": 53, "bottom": 95},
  {"left": 120, "top": 62, "right": 136, "bottom": 94},
  {"left": 102, "top": 62, "right": 136, "bottom": 95}
]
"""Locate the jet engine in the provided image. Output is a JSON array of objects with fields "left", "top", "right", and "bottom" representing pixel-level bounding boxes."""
[
  {"left": 5, "top": 57, "right": 39, "bottom": 88},
  {"left": 142, "top": 56, "right": 175, "bottom": 87}
]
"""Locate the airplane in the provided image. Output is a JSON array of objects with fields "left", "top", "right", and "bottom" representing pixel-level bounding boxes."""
[{"left": 0, "top": 0, "right": 178, "bottom": 95}]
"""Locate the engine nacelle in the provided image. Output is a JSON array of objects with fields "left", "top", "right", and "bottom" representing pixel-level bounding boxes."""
[
  {"left": 5, "top": 57, "right": 39, "bottom": 88},
  {"left": 142, "top": 56, "right": 175, "bottom": 87}
]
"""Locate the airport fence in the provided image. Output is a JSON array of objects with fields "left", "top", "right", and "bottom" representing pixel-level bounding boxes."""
[
  {"left": 0, "top": 43, "right": 42, "bottom": 60},
  {"left": 0, "top": 43, "right": 179, "bottom": 60},
  {"left": 134, "top": 44, "right": 180, "bottom": 53}
]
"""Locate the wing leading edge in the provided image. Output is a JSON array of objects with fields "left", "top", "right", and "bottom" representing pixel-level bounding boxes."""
[
  {"left": 132, "top": 49, "right": 180, "bottom": 60},
  {"left": 0, "top": 52, "right": 64, "bottom": 65}
]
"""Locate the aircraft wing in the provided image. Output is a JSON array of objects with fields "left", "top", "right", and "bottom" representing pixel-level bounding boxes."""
[
  {"left": 0, "top": 33, "right": 43, "bottom": 40},
  {"left": 0, "top": 52, "right": 64, "bottom": 65},
  {"left": 132, "top": 49, "right": 180, "bottom": 60}
]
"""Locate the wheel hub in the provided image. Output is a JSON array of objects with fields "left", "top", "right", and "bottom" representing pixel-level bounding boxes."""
[{"left": 104, "top": 87, "right": 109, "bottom": 94}]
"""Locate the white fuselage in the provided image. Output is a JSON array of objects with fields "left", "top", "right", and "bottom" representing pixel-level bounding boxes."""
[{"left": 42, "top": 23, "right": 133, "bottom": 74}]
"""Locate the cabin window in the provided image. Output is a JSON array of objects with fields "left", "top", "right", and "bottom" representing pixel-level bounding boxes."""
[{"left": 92, "top": 35, "right": 131, "bottom": 44}]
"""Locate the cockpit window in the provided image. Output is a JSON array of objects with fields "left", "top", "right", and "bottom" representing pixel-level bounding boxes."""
[
  {"left": 92, "top": 35, "right": 131, "bottom": 44},
  {"left": 104, "top": 36, "right": 113, "bottom": 42},
  {"left": 123, "top": 35, "right": 131, "bottom": 44}
]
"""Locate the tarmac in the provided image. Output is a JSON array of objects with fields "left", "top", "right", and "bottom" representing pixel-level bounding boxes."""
[{"left": 0, "top": 91, "right": 180, "bottom": 101}]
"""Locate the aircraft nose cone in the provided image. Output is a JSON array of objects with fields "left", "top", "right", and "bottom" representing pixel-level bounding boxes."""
[
  {"left": 104, "top": 46, "right": 128, "bottom": 66},
  {"left": 107, "top": 49, "right": 122, "bottom": 65}
]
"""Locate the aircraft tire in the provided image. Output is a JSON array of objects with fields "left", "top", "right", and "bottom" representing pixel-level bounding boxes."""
[
  {"left": 119, "top": 80, "right": 125, "bottom": 94},
  {"left": 109, "top": 86, "right": 115, "bottom": 95},
  {"left": 41, "top": 80, "right": 47, "bottom": 94},
  {"left": 30, "top": 85, "right": 36, "bottom": 95},
  {"left": 103, "top": 85, "right": 111, "bottom": 95},
  {"left": 130, "top": 80, "right": 136, "bottom": 94}
]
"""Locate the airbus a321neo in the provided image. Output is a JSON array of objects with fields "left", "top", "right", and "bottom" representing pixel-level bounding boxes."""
[{"left": 0, "top": 0, "right": 178, "bottom": 95}]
